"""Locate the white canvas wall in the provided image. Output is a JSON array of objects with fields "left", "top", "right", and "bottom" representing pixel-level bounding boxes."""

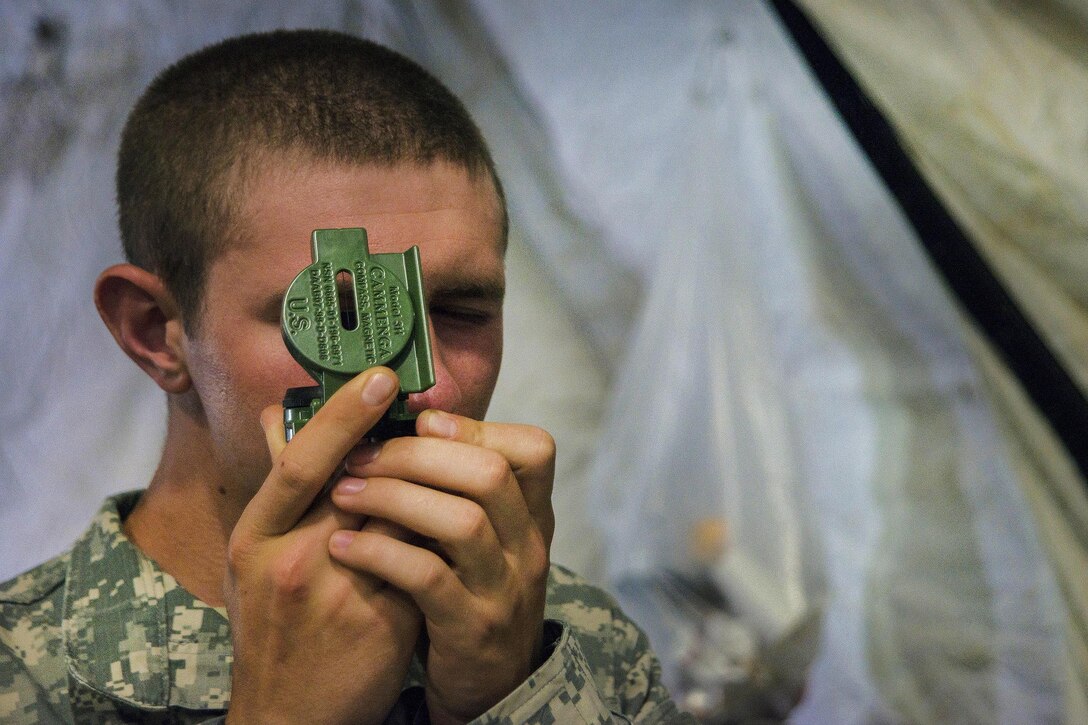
[{"left": 1, "top": 1, "right": 1080, "bottom": 720}]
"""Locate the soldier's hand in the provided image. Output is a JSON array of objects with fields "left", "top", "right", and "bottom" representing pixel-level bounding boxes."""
[
  {"left": 224, "top": 368, "right": 422, "bottom": 725},
  {"left": 330, "top": 410, "right": 555, "bottom": 723}
]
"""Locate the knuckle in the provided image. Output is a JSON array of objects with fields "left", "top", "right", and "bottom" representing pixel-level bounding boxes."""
[
  {"left": 325, "top": 575, "right": 367, "bottom": 617},
  {"left": 275, "top": 453, "right": 312, "bottom": 491},
  {"left": 467, "top": 599, "right": 503, "bottom": 640},
  {"left": 540, "top": 507, "right": 556, "bottom": 547},
  {"left": 517, "top": 527, "right": 551, "bottom": 584},
  {"left": 528, "top": 427, "right": 556, "bottom": 463},
  {"left": 525, "top": 539, "right": 551, "bottom": 583},
  {"left": 415, "top": 554, "right": 446, "bottom": 591},
  {"left": 225, "top": 533, "right": 253, "bottom": 573},
  {"left": 452, "top": 503, "right": 490, "bottom": 543},
  {"left": 476, "top": 611, "right": 501, "bottom": 640},
  {"left": 476, "top": 450, "right": 510, "bottom": 492},
  {"left": 269, "top": 548, "right": 311, "bottom": 599}
]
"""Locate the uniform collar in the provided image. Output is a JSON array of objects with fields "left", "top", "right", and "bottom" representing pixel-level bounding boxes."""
[{"left": 62, "top": 492, "right": 232, "bottom": 713}]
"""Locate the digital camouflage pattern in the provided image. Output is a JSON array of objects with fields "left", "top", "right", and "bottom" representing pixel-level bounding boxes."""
[{"left": 0, "top": 493, "right": 693, "bottom": 723}]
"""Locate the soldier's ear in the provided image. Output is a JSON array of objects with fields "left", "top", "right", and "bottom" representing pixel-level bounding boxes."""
[{"left": 94, "top": 263, "right": 192, "bottom": 394}]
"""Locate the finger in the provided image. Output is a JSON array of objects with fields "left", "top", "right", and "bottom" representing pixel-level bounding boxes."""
[
  {"left": 294, "top": 485, "right": 363, "bottom": 536},
  {"left": 331, "top": 476, "right": 505, "bottom": 588},
  {"left": 261, "top": 404, "right": 288, "bottom": 459},
  {"left": 417, "top": 412, "right": 555, "bottom": 543},
  {"left": 329, "top": 529, "right": 467, "bottom": 627},
  {"left": 335, "top": 515, "right": 419, "bottom": 597},
  {"left": 239, "top": 367, "right": 400, "bottom": 539},
  {"left": 344, "top": 437, "right": 533, "bottom": 548},
  {"left": 360, "top": 515, "right": 417, "bottom": 544}
]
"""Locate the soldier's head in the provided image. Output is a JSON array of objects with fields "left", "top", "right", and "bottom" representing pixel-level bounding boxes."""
[
  {"left": 96, "top": 30, "right": 507, "bottom": 499},
  {"left": 116, "top": 29, "right": 507, "bottom": 333}
]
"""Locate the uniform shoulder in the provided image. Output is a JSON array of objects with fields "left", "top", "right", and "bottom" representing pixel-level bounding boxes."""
[
  {"left": 0, "top": 552, "right": 69, "bottom": 607},
  {"left": 0, "top": 554, "right": 71, "bottom": 724}
]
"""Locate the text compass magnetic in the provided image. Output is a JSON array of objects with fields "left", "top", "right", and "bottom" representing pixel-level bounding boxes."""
[{"left": 280, "top": 228, "right": 435, "bottom": 440}]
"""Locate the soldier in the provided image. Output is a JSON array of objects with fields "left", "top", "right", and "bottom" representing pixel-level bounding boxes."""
[{"left": 0, "top": 30, "right": 691, "bottom": 724}]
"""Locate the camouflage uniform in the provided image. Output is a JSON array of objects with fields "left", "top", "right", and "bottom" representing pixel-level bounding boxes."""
[{"left": 1, "top": 493, "right": 692, "bottom": 723}]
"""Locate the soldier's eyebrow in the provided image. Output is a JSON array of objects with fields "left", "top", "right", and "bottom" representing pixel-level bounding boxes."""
[{"left": 427, "top": 280, "right": 506, "bottom": 305}]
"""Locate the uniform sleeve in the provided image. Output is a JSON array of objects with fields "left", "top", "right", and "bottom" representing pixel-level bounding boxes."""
[{"left": 470, "top": 614, "right": 695, "bottom": 724}]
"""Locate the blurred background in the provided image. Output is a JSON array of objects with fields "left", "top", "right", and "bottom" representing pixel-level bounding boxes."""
[{"left": 2, "top": 1, "right": 1086, "bottom": 721}]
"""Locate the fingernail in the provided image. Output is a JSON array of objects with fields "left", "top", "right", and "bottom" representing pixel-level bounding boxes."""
[
  {"left": 330, "top": 530, "right": 354, "bottom": 551},
  {"left": 336, "top": 477, "right": 367, "bottom": 495},
  {"left": 362, "top": 372, "right": 397, "bottom": 405},
  {"left": 426, "top": 411, "right": 458, "bottom": 438},
  {"left": 353, "top": 442, "right": 382, "bottom": 464}
]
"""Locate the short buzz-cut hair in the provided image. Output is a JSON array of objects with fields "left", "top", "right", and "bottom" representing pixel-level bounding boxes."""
[{"left": 117, "top": 29, "right": 506, "bottom": 330}]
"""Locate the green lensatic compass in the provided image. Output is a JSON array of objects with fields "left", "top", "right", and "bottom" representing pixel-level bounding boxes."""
[{"left": 280, "top": 228, "right": 435, "bottom": 441}]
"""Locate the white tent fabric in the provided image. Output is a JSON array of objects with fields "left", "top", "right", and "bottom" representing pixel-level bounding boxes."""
[
  {"left": 0, "top": 1, "right": 1082, "bottom": 721},
  {"left": 798, "top": 3, "right": 1088, "bottom": 716}
]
